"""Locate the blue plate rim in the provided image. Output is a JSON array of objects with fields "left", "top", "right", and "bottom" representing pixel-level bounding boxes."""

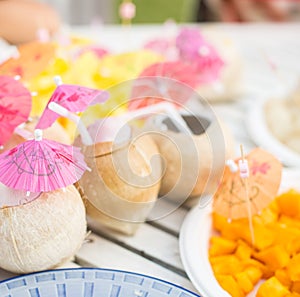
[{"left": 0, "top": 267, "right": 201, "bottom": 296}]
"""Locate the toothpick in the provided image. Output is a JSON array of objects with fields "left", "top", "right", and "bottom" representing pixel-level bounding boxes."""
[
  {"left": 239, "top": 144, "right": 255, "bottom": 246},
  {"left": 240, "top": 144, "right": 244, "bottom": 161}
]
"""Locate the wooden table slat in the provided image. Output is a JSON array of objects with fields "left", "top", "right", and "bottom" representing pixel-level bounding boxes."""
[{"left": 75, "top": 233, "right": 196, "bottom": 292}]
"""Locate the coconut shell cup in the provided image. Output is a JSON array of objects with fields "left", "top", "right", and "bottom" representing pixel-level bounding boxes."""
[
  {"left": 148, "top": 114, "right": 234, "bottom": 206},
  {"left": 0, "top": 185, "right": 86, "bottom": 273},
  {"left": 76, "top": 130, "right": 162, "bottom": 235}
]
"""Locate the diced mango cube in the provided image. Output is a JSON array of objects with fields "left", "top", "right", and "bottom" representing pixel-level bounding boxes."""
[
  {"left": 220, "top": 220, "right": 245, "bottom": 241},
  {"left": 209, "top": 236, "right": 237, "bottom": 257},
  {"left": 252, "top": 222, "right": 276, "bottom": 251},
  {"left": 215, "top": 274, "right": 244, "bottom": 297},
  {"left": 275, "top": 268, "right": 292, "bottom": 288},
  {"left": 235, "top": 240, "right": 253, "bottom": 260},
  {"left": 254, "top": 207, "right": 278, "bottom": 225},
  {"left": 270, "top": 224, "right": 300, "bottom": 251},
  {"left": 291, "top": 282, "right": 300, "bottom": 294},
  {"left": 286, "top": 237, "right": 300, "bottom": 256},
  {"left": 210, "top": 255, "right": 243, "bottom": 274},
  {"left": 288, "top": 254, "right": 300, "bottom": 282},
  {"left": 256, "top": 277, "right": 290, "bottom": 297},
  {"left": 234, "top": 271, "right": 253, "bottom": 294},
  {"left": 212, "top": 212, "right": 229, "bottom": 232},
  {"left": 279, "top": 216, "right": 300, "bottom": 229},
  {"left": 243, "top": 258, "right": 274, "bottom": 279},
  {"left": 221, "top": 220, "right": 275, "bottom": 250},
  {"left": 244, "top": 266, "right": 263, "bottom": 285},
  {"left": 277, "top": 190, "right": 300, "bottom": 217},
  {"left": 269, "top": 199, "right": 280, "bottom": 214},
  {"left": 254, "top": 245, "right": 290, "bottom": 270}
]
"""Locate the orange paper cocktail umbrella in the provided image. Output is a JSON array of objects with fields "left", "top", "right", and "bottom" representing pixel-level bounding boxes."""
[
  {"left": 0, "top": 41, "right": 55, "bottom": 80},
  {"left": 213, "top": 147, "right": 282, "bottom": 220}
]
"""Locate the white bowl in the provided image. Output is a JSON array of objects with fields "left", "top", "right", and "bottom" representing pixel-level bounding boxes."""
[{"left": 246, "top": 99, "right": 300, "bottom": 167}]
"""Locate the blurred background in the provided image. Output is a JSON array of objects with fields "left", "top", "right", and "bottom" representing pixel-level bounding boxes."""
[{"left": 41, "top": 0, "right": 300, "bottom": 25}]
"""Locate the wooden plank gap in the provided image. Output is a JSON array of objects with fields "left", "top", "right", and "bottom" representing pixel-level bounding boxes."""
[
  {"left": 88, "top": 228, "right": 188, "bottom": 278},
  {"left": 145, "top": 221, "right": 179, "bottom": 237}
]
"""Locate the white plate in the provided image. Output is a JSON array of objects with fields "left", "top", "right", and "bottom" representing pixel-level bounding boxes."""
[
  {"left": 179, "top": 169, "right": 300, "bottom": 297},
  {"left": 246, "top": 99, "right": 300, "bottom": 167}
]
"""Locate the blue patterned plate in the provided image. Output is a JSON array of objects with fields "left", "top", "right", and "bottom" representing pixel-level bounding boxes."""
[{"left": 0, "top": 268, "right": 200, "bottom": 297}]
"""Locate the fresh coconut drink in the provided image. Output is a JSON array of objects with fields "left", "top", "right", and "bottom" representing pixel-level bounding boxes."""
[
  {"left": 0, "top": 129, "right": 89, "bottom": 273},
  {"left": 0, "top": 185, "right": 86, "bottom": 273}
]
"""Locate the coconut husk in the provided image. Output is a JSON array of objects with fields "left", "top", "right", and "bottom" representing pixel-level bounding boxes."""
[
  {"left": 77, "top": 132, "right": 162, "bottom": 235},
  {"left": 150, "top": 114, "right": 234, "bottom": 205},
  {"left": 0, "top": 185, "right": 86, "bottom": 273}
]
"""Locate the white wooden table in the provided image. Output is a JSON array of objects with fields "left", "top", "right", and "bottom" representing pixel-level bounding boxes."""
[{"left": 1, "top": 23, "right": 300, "bottom": 295}]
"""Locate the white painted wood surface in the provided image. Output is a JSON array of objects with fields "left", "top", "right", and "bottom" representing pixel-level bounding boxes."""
[{"left": 1, "top": 24, "right": 300, "bottom": 296}]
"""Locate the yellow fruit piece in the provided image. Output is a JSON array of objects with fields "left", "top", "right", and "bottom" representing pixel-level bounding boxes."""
[
  {"left": 254, "top": 245, "right": 290, "bottom": 271},
  {"left": 244, "top": 266, "right": 263, "bottom": 285},
  {"left": 291, "top": 282, "right": 300, "bottom": 294},
  {"left": 215, "top": 274, "right": 244, "bottom": 297},
  {"left": 243, "top": 258, "right": 274, "bottom": 279},
  {"left": 235, "top": 240, "right": 253, "bottom": 260},
  {"left": 251, "top": 222, "right": 276, "bottom": 251},
  {"left": 212, "top": 212, "right": 229, "bottom": 232},
  {"left": 269, "top": 199, "right": 280, "bottom": 214},
  {"left": 220, "top": 220, "right": 275, "bottom": 250},
  {"left": 234, "top": 271, "right": 254, "bottom": 294},
  {"left": 286, "top": 237, "right": 300, "bottom": 256},
  {"left": 284, "top": 293, "right": 300, "bottom": 297},
  {"left": 254, "top": 207, "right": 278, "bottom": 225},
  {"left": 279, "top": 216, "right": 300, "bottom": 229},
  {"left": 288, "top": 254, "right": 300, "bottom": 282},
  {"left": 275, "top": 268, "right": 292, "bottom": 288},
  {"left": 256, "top": 277, "right": 290, "bottom": 297},
  {"left": 210, "top": 255, "right": 243, "bottom": 275},
  {"left": 209, "top": 236, "right": 237, "bottom": 257},
  {"left": 277, "top": 189, "right": 300, "bottom": 217},
  {"left": 269, "top": 224, "right": 300, "bottom": 255}
]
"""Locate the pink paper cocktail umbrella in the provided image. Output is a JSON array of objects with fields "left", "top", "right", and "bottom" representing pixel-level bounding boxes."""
[
  {"left": 0, "top": 129, "right": 88, "bottom": 193},
  {"left": 36, "top": 77, "right": 109, "bottom": 129},
  {"left": 176, "top": 27, "right": 205, "bottom": 56},
  {"left": 129, "top": 62, "right": 200, "bottom": 110},
  {"left": 0, "top": 75, "right": 32, "bottom": 147},
  {"left": 139, "top": 61, "right": 202, "bottom": 88},
  {"left": 176, "top": 28, "right": 224, "bottom": 84}
]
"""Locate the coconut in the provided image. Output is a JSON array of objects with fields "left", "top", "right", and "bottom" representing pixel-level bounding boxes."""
[
  {"left": 0, "top": 185, "right": 86, "bottom": 273},
  {"left": 77, "top": 130, "right": 162, "bottom": 235},
  {"left": 150, "top": 114, "right": 234, "bottom": 205}
]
